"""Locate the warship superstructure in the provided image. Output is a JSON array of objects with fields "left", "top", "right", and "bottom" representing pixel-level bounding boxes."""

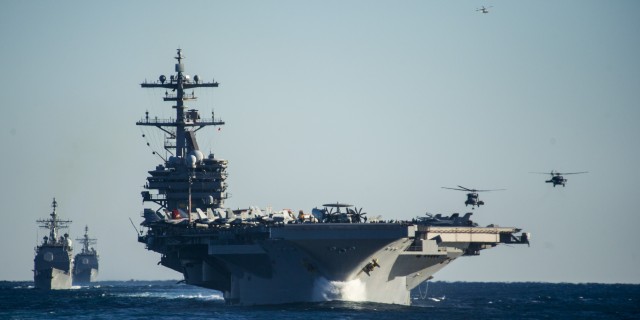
[
  {"left": 34, "top": 198, "right": 73, "bottom": 290},
  {"left": 72, "top": 225, "right": 99, "bottom": 285},
  {"left": 136, "top": 49, "right": 530, "bottom": 305}
]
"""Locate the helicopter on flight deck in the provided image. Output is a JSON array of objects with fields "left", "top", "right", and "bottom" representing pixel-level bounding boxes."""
[
  {"left": 530, "top": 170, "right": 588, "bottom": 187},
  {"left": 442, "top": 186, "right": 505, "bottom": 209}
]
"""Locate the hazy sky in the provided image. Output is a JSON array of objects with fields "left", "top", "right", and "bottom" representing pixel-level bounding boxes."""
[{"left": 1, "top": 1, "right": 639, "bottom": 284}]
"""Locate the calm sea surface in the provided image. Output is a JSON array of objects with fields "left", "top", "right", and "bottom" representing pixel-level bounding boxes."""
[{"left": 1, "top": 281, "right": 638, "bottom": 319}]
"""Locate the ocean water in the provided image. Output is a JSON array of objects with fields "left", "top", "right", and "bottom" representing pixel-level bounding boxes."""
[{"left": 1, "top": 281, "right": 638, "bottom": 319}]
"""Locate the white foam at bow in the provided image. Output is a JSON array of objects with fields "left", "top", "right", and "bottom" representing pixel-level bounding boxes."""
[{"left": 312, "top": 277, "right": 367, "bottom": 302}]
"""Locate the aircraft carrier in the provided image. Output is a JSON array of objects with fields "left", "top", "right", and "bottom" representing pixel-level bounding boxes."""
[
  {"left": 72, "top": 225, "right": 99, "bottom": 285},
  {"left": 34, "top": 198, "right": 73, "bottom": 290},
  {"left": 136, "top": 49, "right": 530, "bottom": 305}
]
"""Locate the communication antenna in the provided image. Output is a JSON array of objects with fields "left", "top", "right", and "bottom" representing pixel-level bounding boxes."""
[{"left": 129, "top": 217, "right": 142, "bottom": 236}]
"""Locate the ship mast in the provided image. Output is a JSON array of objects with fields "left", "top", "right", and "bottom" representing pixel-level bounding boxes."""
[
  {"left": 76, "top": 225, "right": 97, "bottom": 254},
  {"left": 36, "top": 198, "right": 72, "bottom": 246},
  {"left": 138, "top": 49, "right": 224, "bottom": 158}
]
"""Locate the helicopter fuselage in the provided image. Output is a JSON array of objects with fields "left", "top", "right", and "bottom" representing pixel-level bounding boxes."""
[
  {"left": 465, "top": 192, "right": 484, "bottom": 207},
  {"left": 546, "top": 176, "right": 567, "bottom": 187}
]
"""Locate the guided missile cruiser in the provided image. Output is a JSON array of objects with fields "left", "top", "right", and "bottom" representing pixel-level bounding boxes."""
[
  {"left": 73, "top": 225, "right": 99, "bottom": 285},
  {"left": 136, "top": 49, "right": 530, "bottom": 305},
  {"left": 34, "top": 198, "right": 73, "bottom": 290}
]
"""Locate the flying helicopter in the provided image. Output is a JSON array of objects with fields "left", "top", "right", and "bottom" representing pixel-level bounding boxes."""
[
  {"left": 530, "top": 170, "right": 588, "bottom": 187},
  {"left": 442, "top": 186, "right": 505, "bottom": 209},
  {"left": 476, "top": 6, "right": 493, "bottom": 14}
]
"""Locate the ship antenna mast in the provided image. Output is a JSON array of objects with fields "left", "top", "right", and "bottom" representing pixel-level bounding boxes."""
[
  {"left": 138, "top": 48, "right": 224, "bottom": 158},
  {"left": 49, "top": 198, "right": 59, "bottom": 241},
  {"left": 76, "top": 225, "right": 97, "bottom": 254},
  {"left": 36, "top": 198, "right": 72, "bottom": 245}
]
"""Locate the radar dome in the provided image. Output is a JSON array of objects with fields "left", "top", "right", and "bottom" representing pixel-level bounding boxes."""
[
  {"left": 186, "top": 155, "right": 197, "bottom": 168},
  {"left": 189, "top": 150, "right": 204, "bottom": 162}
]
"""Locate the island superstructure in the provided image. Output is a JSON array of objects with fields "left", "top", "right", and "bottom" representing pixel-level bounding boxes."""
[
  {"left": 34, "top": 198, "right": 73, "bottom": 290},
  {"left": 72, "top": 225, "right": 99, "bottom": 285},
  {"left": 136, "top": 49, "right": 530, "bottom": 305}
]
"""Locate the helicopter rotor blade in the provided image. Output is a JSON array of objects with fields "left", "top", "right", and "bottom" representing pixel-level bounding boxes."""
[
  {"left": 560, "top": 171, "right": 588, "bottom": 175},
  {"left": 474, "top": 188, "right": 506, "bottom": 192},
  {"left": 457, "top": 185, "right": 475, "bottom": 192},
  {"left": 442, "top": 187, "right": 467, "bottom": 191}
]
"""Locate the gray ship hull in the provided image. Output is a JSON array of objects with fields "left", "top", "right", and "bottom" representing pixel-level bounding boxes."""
[
  {"left": 34, "top": 246, "right": 73, "bottom": 290},
  {"left": 34, "top": 266, "right": 72, "bottom": 290},
  {"left": 145, "top": 223, "right": 527, "bottom": 305},
  {"left": 72, "top": 268, "right": 98, "bottom": 285},
  {"left": 72, "top": 253, "right": 99, "bottom": 285}
]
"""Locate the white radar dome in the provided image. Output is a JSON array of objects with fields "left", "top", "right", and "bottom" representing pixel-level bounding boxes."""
[
  {"left": 186, "top": 155, "right": 197, "bottom": 168},
  {"left": 189, "top": 150, "right": 204, "bottom": 162}
]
